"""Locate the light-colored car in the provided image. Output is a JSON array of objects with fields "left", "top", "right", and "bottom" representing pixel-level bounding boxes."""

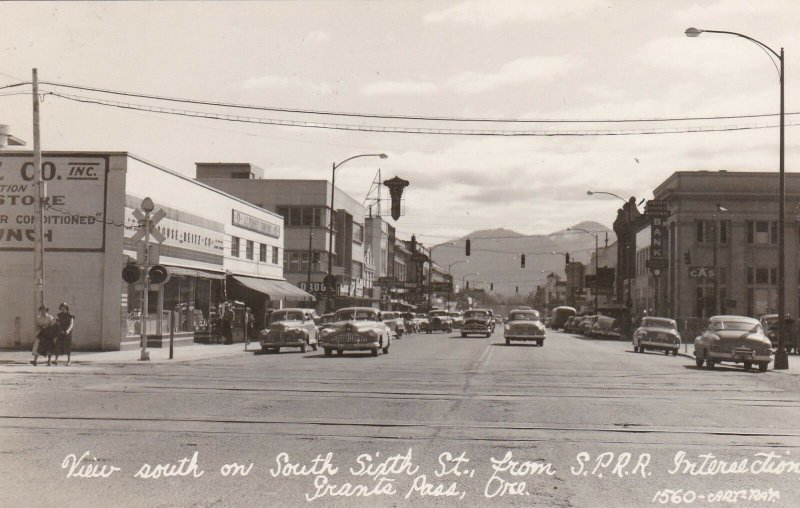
[
  {"left": 633, "top": 317, "right": 680, "bottom": 355},
  {"left": 318, "top": 307, "right": 392, "bottom": 357},
  {"left": 415, "top": 313, "right": 430, "bottom": 332},
  {"left": 448, "top": 311, "right": 464, "bottom": 329},
  {"left": 259, "top": 308, "right": 318, "bottom": 353},
  {"left": 381, "top": 311, "right": 405, "bottom": 339},
  {"left": 504, "top": 309, "right": 545, "bottom": 346},
  {"left": 462, "top": 309, "right": 493, "bottom": 337},
  {"left": 693, "top": 315, "right": 773, "bottom": 372},
  {"left": 426, "top": 309, "right": 453, "bottom": 333}
]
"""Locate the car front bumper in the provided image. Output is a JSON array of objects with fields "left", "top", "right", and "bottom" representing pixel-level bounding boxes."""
[
  {"left": 640, "top": 340, "right": 679, "bottom": 350},
  {"left": 705, "top": 350, "right": 773, "bottom": 363},
  {"left": 319, "top": 339, "right": 380, "bottom": 350}
]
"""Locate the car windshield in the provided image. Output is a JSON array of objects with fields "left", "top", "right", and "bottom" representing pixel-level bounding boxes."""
[
  {"left": 449, "top": 312, "right": 461, "bottom": 317},
  {"left": 509, "top": 312, "right": 538, "bottom": 321},
  {"left": 334, "top": 309, "right": 378, "bottom": 322},
  {"left": 272, "top": 311, "right": 305, "bottom": 322},
  {"left": 430, "top": 311, "right": 448, "bottom": 317},
  {"left": 642, "top": 318, "right": 675, "bottom": 329},
  {"left": 416, "top": 314, "right": 426, "bottom": 319},
  {"left": 321, "top": 315, "right": 335, "bottom": 324},
  {"left": 464, "top": 311, "right": 488, "bottom": 319},
  {"left": 711, "top": 320, "right": 762, "bottom": 333}
]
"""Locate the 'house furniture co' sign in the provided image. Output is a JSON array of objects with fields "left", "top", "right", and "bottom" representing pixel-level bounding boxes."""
[{"left": 0, "top": 154, "right": 108, "bottom": 251}]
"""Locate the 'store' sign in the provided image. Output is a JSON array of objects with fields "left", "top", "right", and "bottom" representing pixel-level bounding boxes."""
[{"left": 0, "top": 155, "right": 107, "bottom": 251}]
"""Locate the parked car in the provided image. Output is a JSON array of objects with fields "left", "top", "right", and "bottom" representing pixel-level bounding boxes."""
[
  {"left": 415, "top": 313, "right": 430, "bottom": 332},
  {"left": 633, "top": 317, "right": 680, "bottom": 355},
  {"left": 462, "top": 309, "right": 493, "bottom": 337},
  {"left": 426, "top": 309, "right": 453, "bottom": 333},
  {"left": 550, "top": 306, "right": 577, "bottom": 330},
  {"left": 563, "top": 316, "right": 576, "bottom": 333},
  {"left": 504, "top": 309, "right": 546, "bottom": 346},
  {"left": 402, "top": 312, "right": 419, "bottom": 334},
  {"left": 694, "top": 315, "right": 773, "bottom": 372},
  {"left": 590, "top": 315, "right": 621, "bottom": 340},
  {"left": 381, "top": 311, "right": 405, "bottom": 339},
  {"left": 318, "top": 307, "right": 392, "bottom": 357},
  {"left": 259, "top": 308, "right": 318, "bottom": 353},
  {"left": 487, "top": 309, "right": 497, "bottom": 333},
  {"left": 762, "top": 314, "right": 797, "bottom": 351},
  {"left": 448, "top": 311, "right": 464, "bottom": 329},
  {"left": 578, "top": 315, "right": 599, "bottom": 335}
]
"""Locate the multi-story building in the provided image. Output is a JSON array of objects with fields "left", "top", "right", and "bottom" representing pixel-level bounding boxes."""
[
  {"left": 0, "top": 152, "right": 296, "bottom": 350},
  {"left": 195, "top": 163, "right": 370, "bottom": 310},
  {"left": 647, "top": 170, "right": 800, "bottom": 320},
  {"left": 586, "top": 242, "right": 618, "bottom": 312}
]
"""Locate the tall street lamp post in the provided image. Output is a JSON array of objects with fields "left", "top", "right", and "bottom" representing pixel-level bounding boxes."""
[
  {"left": 685, "top": 27, "right": 787, "bottom": 369},
  {"left": 447, "top": 260, "right": 467, "bottom": 306},
  {"left": 569, "top": 227, "right": 600, "bottom": 313},
  {"left": 326, "top": 153, "right": 388, "bottom": 312}
]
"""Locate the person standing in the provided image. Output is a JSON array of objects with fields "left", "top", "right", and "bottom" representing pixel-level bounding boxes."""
[
  {"left": 55, "top": 303, "right": 75, "bottom": 366},
  {"left": 32, "top": 305, "right": 57, "bottom": 366},
  {"left": 245, "top": 307, "right": 254, "bottom": 347},
  {"left": 222, "top": 303, "right": 233, "bottom": 345}
]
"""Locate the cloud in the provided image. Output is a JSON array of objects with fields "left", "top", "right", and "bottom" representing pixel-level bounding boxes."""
[
  {"left": 305, "top": 30, "right": 330, "bottom": 43},
  {"left": 361, "top": 80, "right": 439, "bottom": 96},
  {"left": 672, "top": 0, "right": 790, "bottom": 24},
  {"left": 423, "top": 0, "right": 609, "bottom": 28},
  {"left": 242, "top": 75, "right": 333, "bottom": 95},
  {"left": 361, "top": 56, "right": 577, "bottom": 96}
]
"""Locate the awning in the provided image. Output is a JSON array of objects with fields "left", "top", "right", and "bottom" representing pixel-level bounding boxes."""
[
  {"left": 232, "top": 275, "right": 315, "bottom": 301},
  {"left": 165, "top": 266, "right": 226, "bottom": 280}
]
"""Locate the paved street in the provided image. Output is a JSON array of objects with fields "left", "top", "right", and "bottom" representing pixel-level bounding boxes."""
[{"left": 2, "top": 330, "right": 800, "bottom": 507}]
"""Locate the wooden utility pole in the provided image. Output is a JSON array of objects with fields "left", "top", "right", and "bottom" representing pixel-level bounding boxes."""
[{"left": 32, "top": 69, "right": 46, "bottom": 324}]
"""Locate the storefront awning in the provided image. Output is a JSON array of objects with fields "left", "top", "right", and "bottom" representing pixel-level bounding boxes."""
[
  {"left": 232, "top": 275, "right": 315, "bottom": 301},
  {"left": 166, "top": 266, "right": 226, "bottom": 280}
]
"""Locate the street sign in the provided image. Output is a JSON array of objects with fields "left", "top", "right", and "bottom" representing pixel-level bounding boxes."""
[
  {"left": 645, "top": 200, "right": 670, "bottom": 220},
  {"left": 646, "top": 258, "right": 668, "bottom": 269}
]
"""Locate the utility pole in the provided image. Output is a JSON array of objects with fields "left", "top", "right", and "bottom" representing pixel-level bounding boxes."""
[
  {"left": 32, "top": 69, "right": 46, "bottom": 326},
  {"left": 307, "top": 226, "right": 313, "bottom": 291}
]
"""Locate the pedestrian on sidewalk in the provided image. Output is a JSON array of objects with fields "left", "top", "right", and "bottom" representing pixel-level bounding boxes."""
[
  {"left": 222, "top": 303, "right": 233, "bottom": 345},
  {"left": 32, "top": 305, "right": 57, "bottom": 366},
  {"left": 55, "top": 303, "right": 75, "bottom": 366}
]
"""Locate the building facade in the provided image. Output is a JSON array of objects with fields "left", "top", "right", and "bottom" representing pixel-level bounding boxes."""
[{"left": 0, "top": 152, "right": 298, "bottom": 350}]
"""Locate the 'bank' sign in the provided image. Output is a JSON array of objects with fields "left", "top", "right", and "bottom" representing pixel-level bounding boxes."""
[{"left": 0, "top": 155, "right": 107, "bottom": 251}]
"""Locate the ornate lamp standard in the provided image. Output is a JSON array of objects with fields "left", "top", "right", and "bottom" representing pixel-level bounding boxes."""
[
  {"left": 685, "top": 27, "right": 787, "bottom": 369},
  {"left": 326, "top": 153, "right": 388, "bottom": 312}
]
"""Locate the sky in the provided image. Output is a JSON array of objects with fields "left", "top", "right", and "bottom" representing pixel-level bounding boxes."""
[{"left": 1, "top": 0, "right": 798, "bottom": 246}]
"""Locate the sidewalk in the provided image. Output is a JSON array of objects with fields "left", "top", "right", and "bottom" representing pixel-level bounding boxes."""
[{"left": 0, "top": 342, "right": 255, "bottom": 367}]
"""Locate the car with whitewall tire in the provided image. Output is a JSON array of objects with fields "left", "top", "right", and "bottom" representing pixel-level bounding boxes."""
[
  {"left": 259, "top": 309, "right": 318, "bottom": 353},
  {"left": 318, "top": 307, "right": 392, "bottom": 357},
  {"left": 462, "top": 309, "right": 493, "bottom": 337},
  {"left": 504, "top": 309, "right": 545, "bottom": 346},
  {"left": 633, "top": 317, "right": 680, "bottom": 355},
  {"left": 693, "top": 315, "right": 773, "bottom": 372}
]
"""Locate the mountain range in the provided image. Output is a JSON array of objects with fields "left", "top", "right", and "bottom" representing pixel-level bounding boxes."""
[{"left": 431, "top": 221, "right": 616, "bottom": 297}]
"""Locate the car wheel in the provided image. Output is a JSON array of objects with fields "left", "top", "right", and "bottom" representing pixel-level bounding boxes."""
[
  {"left": 261, "top": 345, "right": 268, "bottom": 353},
  {"left": 743, "top": 361, "right": 752, "bottom": 371},
  {"left": 461, "top": 333, "right": 467, "bottom": 338},
  {"left": 301, "top": 344, "right": 307, "bottom": 353},
  {"left": 695, "top": 355, "right": 703, "bottom": 367},
  {"left": 312, "top": 343, "right": 318, "bottom": 352},
  {"left": 758, "top": 363, "right": 768, "bottom": 373},
  {"left": 324, "top": 348, "right": 332, "bottom": 357},
  {"left": 706, "top": 358, "right": 715, "bottom": 368},
  {"left": 382, "top": 340, "right": 390, "bottom": 354},
  {"left": 672, "top": 349, "right": 678, "bottom": 356},
  {"left": 664, "top": 350, "right": 669, "bottom": 356},
  {"left": 537, "top": 339, "right": 543, "bottom": 347},
  {"left": 371, "top": 348, "right": 379, "bottom": 357},
  {"left": 505, "top": 338, "right": 510, "bottom": 345}
]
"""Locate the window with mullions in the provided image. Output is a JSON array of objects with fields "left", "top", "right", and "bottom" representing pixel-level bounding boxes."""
[
  {"left": 746, "top": 221, "right": 778, "bottom": 244},
  {"left": 696, "top": 220, "right": 728, "bottom": 243},
  {"left": 259, "top": 244, "right": 267, "bottom": 262},
  {"left": 231, "top": 236, "right": 240, "bottom": 257},
  {"left": 246, "top": 240, "right": 254, "bottom": 260},
  {"left": 276, "top": 206, "right": 327, "bottom": 228}
]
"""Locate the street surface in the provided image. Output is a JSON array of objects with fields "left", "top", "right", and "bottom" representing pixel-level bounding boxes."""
[{"left": 2, "top": 329, "right": 800, "bottom": 507}]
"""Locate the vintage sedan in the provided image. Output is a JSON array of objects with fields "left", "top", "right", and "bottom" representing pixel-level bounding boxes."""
[
  {"left": 694, "top": 315, "right": 773, "bottom": 372},
  {"left": 633, "top": 317, "right": 680, "bottom": 355},
  {"left": 504, "top": 309, "right": 545, "bottom": 346},
  {"left": 426, "top": 309, "right": 453, "bottom": 333},
  {"left": 462, "top": 309, "right": 493, "bottom": 337},
  {"left": 318, "top": 307, "right": 392, "bottom": 357},
  {"left": 381, "top": 311, "right": 405, "bottom": 339},
  {"left": 448, "top": 311, "right": 464, "bottom": 329},
  {"left": 415, "top": 313, "right": 430, "bottom": 332},
  {"left": 259, "top": 308, "right": 318, "bottom": 353}
]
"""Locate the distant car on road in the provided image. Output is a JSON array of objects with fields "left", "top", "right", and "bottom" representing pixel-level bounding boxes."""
[
  {"left": 426, "top": 309, "right": 453, "bottom": 333},
  {"left": 318, "top": 307, "right": 392, "bottom": 357},
  {"left": 633, "top": 317, "right": 680, "bottom": 355},
  {"left": 504, "top": 309, "right": 545, "bottom": 346},
  {"left": 259, "top": 308, "right": 318, "bottom": 353},
  {"left": 694, "top": 315, "right": 773, "bottom": 372},
  {"left": 578, "top": 315, "right": 598, "bottom": 336},
  {"left": 590, "top": 315, "right": 620, "bottom": 340},
  {"left": 550, "top": 306, "right": 577, "bottom": 330},
  {"left": 462, "top": 309, "right": 493, "bottom": 337},
  {"left": 381, "top": 311, "right": 405, "bottom": 339},
  {"left": 448, "top": 311, "right": 464, "bottom": 329}
]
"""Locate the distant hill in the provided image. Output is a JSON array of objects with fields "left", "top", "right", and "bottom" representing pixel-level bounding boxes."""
[{"left": 431, "top": 222, "right": 615, "bottom": 297}]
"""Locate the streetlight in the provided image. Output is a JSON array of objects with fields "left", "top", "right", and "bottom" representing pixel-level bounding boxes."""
[
  {"left": 685, "top": 26, "right": 787, "bottom": 369},
  {"left": 569, "top": 227, "right": 600, "bottom": 313},
  {"left": 448, "top": 259, "right": 468, "bottom": 275},
  {"left": 326, "top": 153, "right": 388, "bottom": 312}
]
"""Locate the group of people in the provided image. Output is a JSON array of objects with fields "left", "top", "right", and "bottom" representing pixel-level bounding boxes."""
[{"left": 31, "top": 303, "right": 75, "bottom": 366}]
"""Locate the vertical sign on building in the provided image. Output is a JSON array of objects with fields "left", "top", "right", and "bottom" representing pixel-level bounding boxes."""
[{"left": 644, "top": 200, "right": 670, "bottom": 277}]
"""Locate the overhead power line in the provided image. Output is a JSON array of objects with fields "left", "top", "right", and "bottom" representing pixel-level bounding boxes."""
[{"left": 45, "top": 91, "right": 800, "bottom": 137}]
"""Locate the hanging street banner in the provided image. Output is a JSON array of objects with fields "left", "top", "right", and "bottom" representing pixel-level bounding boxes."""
[{"left": 0, "top": 155, "right": 108, "bottom": 251}]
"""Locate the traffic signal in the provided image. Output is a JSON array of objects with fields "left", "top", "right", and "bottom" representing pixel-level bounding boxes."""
[
  {"left": 466, "top": 281, "right": 469, "bottom": 289},
  {"left": 148, "top": 265, "right": 170, "bottom": 285},
  {"left": 490, "top": 283, "right": 494, "bottom": 291},
  {"left": 520, "top": 254, "right": 525, "bottom": 268},
  {"left": 465, "top": 238, "right": 471, "bottom": 256},
  {"left": 515, "top": 286, "right": 519, "bottom": 294},
  {"left": 312, "top": 252, "right": 321, "bottom": 264},
  {"left": 565, "top": 253, "right": 570, "bottom": 264},
  {"left": 122, "top": 263, "right": 142, "bottom": 284},
  {"left": 684, "top": 250, "right": 691, "bottom": 265}
]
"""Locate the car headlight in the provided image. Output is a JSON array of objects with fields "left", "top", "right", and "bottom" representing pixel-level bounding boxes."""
[
  {"left": 320, "top": 328, "right": 334, "bottom": 338},
  {"left": 504, "top": 324, "right": 510, "bottom": 330},
  {"left": 365, "top": 330, "right": 379, "bottom": 339}
]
